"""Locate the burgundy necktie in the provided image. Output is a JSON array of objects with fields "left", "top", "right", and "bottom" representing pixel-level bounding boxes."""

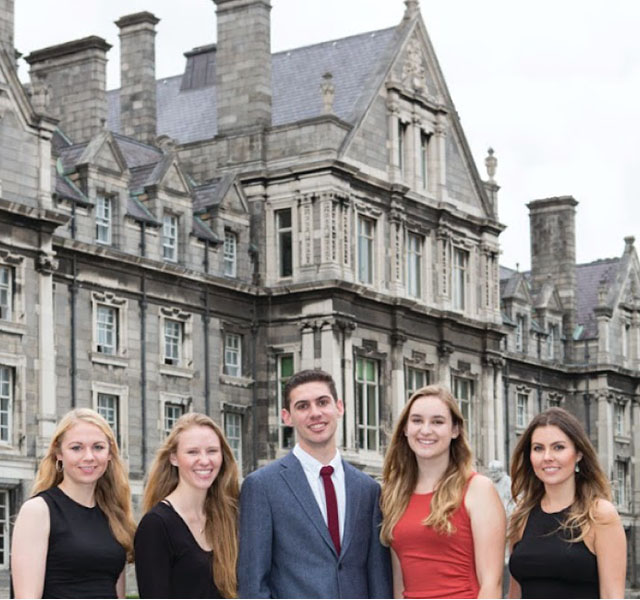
[{"left": 320, "top": 465, "right": 341, "bottom": 555}]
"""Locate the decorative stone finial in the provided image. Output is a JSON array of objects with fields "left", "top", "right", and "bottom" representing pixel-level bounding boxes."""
[
  {"left": 321, "top": 72, "right": 335, "bottom": 114},
  {"left": 404, "top": 0, "right": 420, "bottom": 19},
  {"left": 624, "top": 235, "right": 635, "bottom": 248},
  {"left": 485, "top": 147, "right": 497, "bottom": 182},
  {"left": 156, "top": 135, "right": 177, "bottom": 153},
  {"left": 597, "top": 278, "right": 608, "bottom": 305}
]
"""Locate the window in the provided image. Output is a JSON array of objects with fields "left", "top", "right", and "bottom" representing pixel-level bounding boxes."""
[
  {"left": 548, "top": 395, "right": 562, "bottom": 408},
  {"left": 398, "top": 121, "right": 407, "bottom": 175},
  {"left": 163, "top": 214, "right": 178, "bottom": 262},
  {"left": 357, "top": 216, "right": 375, "bottom": 285},
  {"left": 406, "top": 233, "right": 423, "bottom": 298},
  {"left": 452, "top": 248, "right": 468, "bottom": 311},
  {"left": 516, "top": 315, "right": 526, "bottom": 352},
  {"left": 0, "top": 366, "right": 12, "bottom": 443},
  {"left": 516, "top": 392, "right": 529, "bottom": 428},
  {"left": 225, "top": 412, "right": 243, "bottom": 465},
  {"left": 96, "top": 305, "right": 117, "bottom": 355},
  {"left": 0, "top": 266, "right": 12, "bottom": 320},
  {"left": 614, "top": 460, "right": 629, "bottom": 508},
  {"left": 163, "top": 402, "right": 184, "bottom": 436},
  {"left": 276, "top": 209, "right": 293, "bottom": 278},
  {"left": 420, "top": 131, "right": 430, "bottom": 190},
  {"left": 223, "top": 231, "right": 237, "bottom": 277},
  {"left": 96, "top": 392, "right": 119, "bottom": 445},
  {"left": 0, "top": 489, "right": 8, "bottom": 567},
  {"left": 452, "top": 376, "right": 474, "bottom": 438},
  {"left": 96, "top": 195, "right": 112, "bottom": 245},
  {"left": 164, "top": 319, "right": 183, "bottom": 365},
  {"left": 406, "top": 366, "right": 429, "bottom": 399},
  {"left": 622, "top": 321, "right": 631, "bottom": 358},
  {"left": 356, "top": 357, "right": 379, "bottom": 451},
  {"left": 277, "top": 353, "right": 295, "bottom": 449},
  {"left": 547, "top": 324, "right": 558, "bottom": 359},
  {"left": 614, "top": 403, "right": 626, "bottom": 436},
  {"left": 224, "top": 333, "right": 241, "bottom": 377}
]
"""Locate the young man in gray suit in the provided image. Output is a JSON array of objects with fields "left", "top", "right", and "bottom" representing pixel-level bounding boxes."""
[{"left": 237, "top": 369, "right": 392, "bottom": 599}]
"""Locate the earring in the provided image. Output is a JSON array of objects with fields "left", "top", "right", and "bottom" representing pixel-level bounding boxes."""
[
  {"left": 55, "top": 459, "right": 63, "bottom": 473},
  {"left": 575, "top": 461, "right": 580, "bottom": 473}
]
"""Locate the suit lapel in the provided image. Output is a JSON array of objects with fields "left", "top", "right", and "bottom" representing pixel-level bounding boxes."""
[
  {"left": 340, "top": 460, "right": 363, "bottom": 558},
  {"left": 279, "top": 452, "right": 339, "bottom": 558}
]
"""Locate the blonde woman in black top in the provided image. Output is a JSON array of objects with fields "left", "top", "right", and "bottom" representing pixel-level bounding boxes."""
[
  {"left": 508, "top": 408, "right": 626, "bottom": 598},
  {"left": 135, "top": 413, "right": 239, "bottom": 598}
]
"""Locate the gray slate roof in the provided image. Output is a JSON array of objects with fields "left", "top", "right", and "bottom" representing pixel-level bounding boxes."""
[
  {"left": 576, "top": 258, "right": 619, "bottom": 339},
  {"left": 107, "top": 27, "right": 398, "bottom": 144}
]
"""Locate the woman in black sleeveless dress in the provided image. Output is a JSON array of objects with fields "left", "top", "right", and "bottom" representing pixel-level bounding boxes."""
[
  {"left": 135, "top": 413, "right": 239, "bottom": 598},
  {"left": 11, "top": 408, "right": 136, "bottom": 598},
  {"left": 508, "top": 407, "right": 626, "bottom": 598}
]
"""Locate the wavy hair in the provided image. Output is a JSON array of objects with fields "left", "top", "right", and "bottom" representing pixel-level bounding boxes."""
[
  {"left": 381, "top": 384, "right": 473, "bottom": 543},
  {"left": 508, "top": 407, "right": 612, "bottom": 545},
  {"left": 31, "top": 408, "right": 136, "bottom": 561},
  {"left": 142, "top": 413, "right": 239, "bottom": 598}
]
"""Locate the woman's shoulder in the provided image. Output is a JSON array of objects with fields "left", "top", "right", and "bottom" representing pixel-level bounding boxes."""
[
  {"left": 18, "top": 495, "right": 49, "bottom": 519},
  {"left": 592, "top": 498, "right": 620, "bottom": 524},
  {"left": 466, "top": 472, "right": 496, "bottom": 495}
]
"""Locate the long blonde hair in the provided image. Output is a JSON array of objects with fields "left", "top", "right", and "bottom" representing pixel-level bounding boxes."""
[
  {"left": 381, "top": 384, "right": 473, "bottom": 543},
  {"left": 508, "top": 407, "right": 612, "bottom": 545},
  {"left": 31, "top": 408, "right": 136, "bottom": 561},
  {"left": 142, "top": 413, "right": 239, "bottom": 598}
]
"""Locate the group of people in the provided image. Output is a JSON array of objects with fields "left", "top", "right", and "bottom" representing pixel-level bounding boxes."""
[{"left": 10, "top": 368, "right": 626, "bottom": 599}]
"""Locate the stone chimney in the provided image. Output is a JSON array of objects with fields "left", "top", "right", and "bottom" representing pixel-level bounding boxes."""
[
  {"left": 26, "top": 36, "right": 111, "bottom": 143},
  {"left": 213, "top": 0, "right": 272, "bottom": 134},
  {"left": 115, "top": 11, "right": 159, "bottom": 145},
  {"left": 0, "top": 0, "right": 14, "bottom": 62},
  {"left": 528, "top": 196, "right": 578, "bottom": 354}
]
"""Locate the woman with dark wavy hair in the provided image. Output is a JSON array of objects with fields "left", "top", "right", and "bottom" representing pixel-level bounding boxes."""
[
  {"left": 381, "top": 384, "right": 505, "bottom": 598},
  {"left": 135, "top": 412, "right": 239, "bottom": 598},
  {"left": 508, "top": 407, "right": 626, "bottom": 598}
]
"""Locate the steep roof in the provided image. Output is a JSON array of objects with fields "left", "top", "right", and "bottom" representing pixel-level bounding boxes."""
[
  {"left": 576, "top": 258, "right": 619, "bottom": 338},
  {"left": 107, "top": 27, "right": 398, "bottom": 144}
]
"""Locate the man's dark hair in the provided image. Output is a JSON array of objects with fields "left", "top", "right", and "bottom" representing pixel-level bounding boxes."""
[{"left": 282, "top": 369, "right": 338, "bottom": 411}]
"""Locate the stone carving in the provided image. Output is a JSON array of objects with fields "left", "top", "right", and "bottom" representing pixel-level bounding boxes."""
[
  {"left": 320, "top": 72, "right": 335, "bottom": 114},
  {"left": 488, "top": 459, "right": 514, "bottom": 517},
  {"left": 402, "top": 38, "right": 427, "bottom": 92},
  {"left": 485, "top": 147, "right": 497, "bottom": 182}
]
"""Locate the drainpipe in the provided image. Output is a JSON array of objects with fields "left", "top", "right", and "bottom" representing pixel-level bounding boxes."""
[
  {"left": 203, "top": 286, "right": 211, "bottom": 416},
  {"left": 503, "top": 361, "right": 510, "bottom": 463},
  {"left": 70, "top": 202, "right": 77, "bottom": 408},
  {"left": 139, "top": 222, "right": 147, "bottom": 470}
]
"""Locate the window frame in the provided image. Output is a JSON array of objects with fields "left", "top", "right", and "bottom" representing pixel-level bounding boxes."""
[
  {"left": 163, "top": 318, "right": 183, "bottom": 366},
  {"left": 0, "top": 366, "right": 13, "bottom": 444},
  {"left": 275, "top": 208, "right": 293, "bottom": 278},
  {"left": 406, "top": 232, "right": 423, "bottom": 299},
  {"left": 516, "top": 391, "right": 529, "bottom": 429},
  {"left": 0, "top": 266, "right": 12, "bottom": 321},
  {"left": 95, "top": 194, "right": 113, "bottom": 245},
  {"left": 224, "top": 411, "right": 243, "bottom": 466},
  {"left": 95, "top": 304, "right": 118, "bottom": 355},
  {"left": 355, "top": 356, "right": 380, "bottom": 452},
  {"left": 224, "top": 333, "right": 242, "bottom": 377},
  {"left": 452, "top": 247, "right": 468, "bottom": 311},
  {"left": 0, "top": 489, "right": 9, "bottom": 567},
  {"left": 614, "top": 459, "right": 629, "bottom": 509},
  {"left": 277, "top": 353, "right": 296, "bottom": 450},
  {"left": 92, "top": 382, "right": 129, "bottom": 457},
  {"left": 162, "top": 214, "right": 179, "bottom": 263},
  {"left": 452, "top": 375, "right": 474, "bottom": 441},
  {"left": 223, "top": 230, "right": 238, "bottom": 278},
  {"left": 405, "top": 365, "right": 429, "bottom": 400},
  {"left": 357, "top": 215, "right": 375, "bottom": 285}
]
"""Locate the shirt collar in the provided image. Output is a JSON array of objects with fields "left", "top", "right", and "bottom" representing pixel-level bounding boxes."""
[{"left": 293, "top": 443, "right": 343, "bottom": 476}]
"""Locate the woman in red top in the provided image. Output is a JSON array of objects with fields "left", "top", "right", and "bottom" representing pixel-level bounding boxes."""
[{"left": 381, "top": 384, "right": 506, "bottom": 599}]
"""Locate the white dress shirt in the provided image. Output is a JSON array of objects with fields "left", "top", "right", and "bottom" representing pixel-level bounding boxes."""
[{"left": 293, "top": 443, "right": 346, "bottom": 540}]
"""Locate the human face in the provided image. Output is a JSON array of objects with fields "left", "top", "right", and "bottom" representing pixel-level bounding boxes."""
[
  {"left": 170, "top": 425, "right": 223, "bottom": 491},
  {"left": 404, "top": 395, "right": 459, "bottom": 462},
  {"left": 282, "top": 381, "right": 344, "bottom": 455},
  {"left": 56, "top": 421, "right": 111, "bottom": 486},
  {"left": 530, "top": 425, "right": 583, "bottom": 488}
]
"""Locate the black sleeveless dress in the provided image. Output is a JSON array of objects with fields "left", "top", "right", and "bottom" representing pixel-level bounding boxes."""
[
  {"left": 509, "top": 503, "right": 599, "bottom": 598},
  {"left": 38, "top": 486, "right": 126, "bottom": 599}
]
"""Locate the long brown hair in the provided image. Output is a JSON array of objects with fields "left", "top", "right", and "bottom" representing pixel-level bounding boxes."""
[
  {"left": 142, "top": 413, "right": 239, "bottom": 598},
  {"left": 31, "top": 408, "right": 136, "bottom": 561},
  {"left": 508, "top": 407, "right": 612, "bottom": 545},
  {"left": 381, "top": 384, "right": 473, "bottom": 543}
]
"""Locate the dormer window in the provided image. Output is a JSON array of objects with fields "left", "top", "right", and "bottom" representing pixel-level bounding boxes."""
[
  {"left": 163, "top": 214, "right": 178, "bottom": 262},
  {"left": 96, "top": 195, "right": 112, "bottom": 245},
  {"left": 516, "top": 315, "right": 526, "bottom": 352},
  {"left": 223, "top": 231, "right": 237, "bottom": 277}
]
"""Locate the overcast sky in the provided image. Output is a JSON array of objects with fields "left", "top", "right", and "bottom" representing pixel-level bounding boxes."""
[{"left": 14, "top": 0, "right": 640, "bottom": 271}]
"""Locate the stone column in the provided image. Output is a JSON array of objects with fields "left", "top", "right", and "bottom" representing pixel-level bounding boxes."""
[{"left": 300, "top": 322, "right": 314, "bottom": 370}]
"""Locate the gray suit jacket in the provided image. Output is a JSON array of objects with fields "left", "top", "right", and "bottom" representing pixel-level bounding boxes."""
[{"left": 237, "top": 451, "right": 392, "bottom": 599}]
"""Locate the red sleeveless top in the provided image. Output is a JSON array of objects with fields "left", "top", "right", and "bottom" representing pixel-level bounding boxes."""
[{"left": 391, "top": 474, "right": 479, "bottom": 599}]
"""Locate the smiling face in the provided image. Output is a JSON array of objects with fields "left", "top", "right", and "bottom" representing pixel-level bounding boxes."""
[
  {"left": 56, "top": 421, "right": 111, "bottom": 486},
  {"left": 530, "top": 424, "right": 583, "bottom": 488},
  {"left": 404, "top": 394, "right": 459, "bottom": 462},
  {"left": 170, "top": 425, "right": 223, "bottom": 491},
  {"left": 281, "top": 380, "right": 344, "bottom": 456}
]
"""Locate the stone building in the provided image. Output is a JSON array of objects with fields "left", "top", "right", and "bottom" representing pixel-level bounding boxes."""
[{"left": 0, "top": 0, "right": 637, "bottom": 591}]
